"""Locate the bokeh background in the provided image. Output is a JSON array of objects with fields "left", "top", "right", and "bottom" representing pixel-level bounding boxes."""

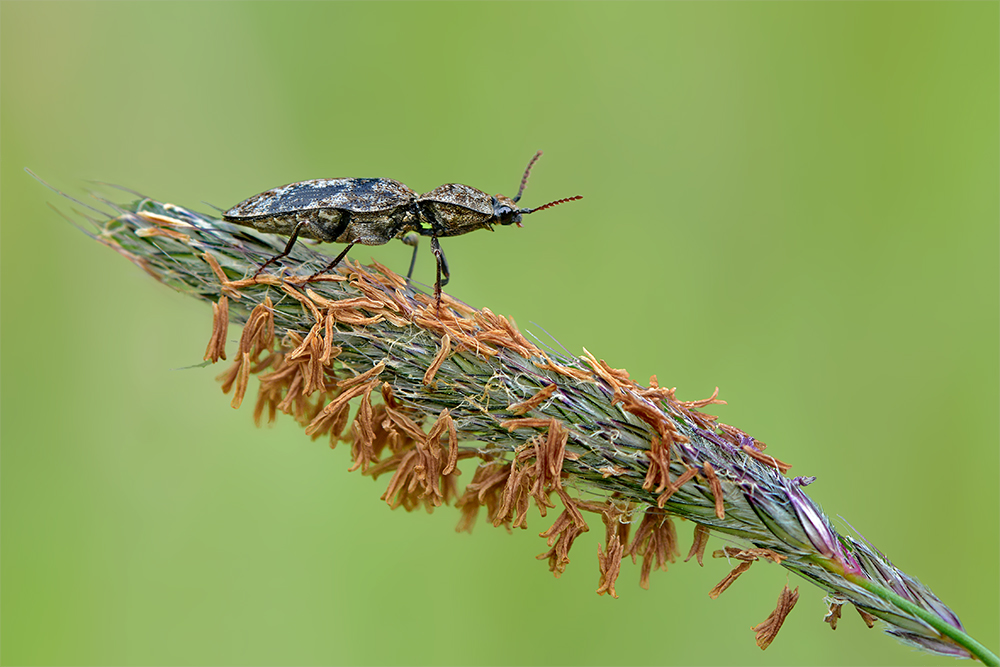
[{"left": 2, "top": 3, "right": 996, "bottom": 665}]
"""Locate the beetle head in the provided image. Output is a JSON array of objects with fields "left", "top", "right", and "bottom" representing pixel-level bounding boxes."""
[
  {"left": 492, "top": 151, "right": 584, "bottom": 227},
  {"left": 492, "top": 194, "right": 524, "bottom": 227},
  {"left": 488, "top": 150, "right": 545, "bottom": 227}
]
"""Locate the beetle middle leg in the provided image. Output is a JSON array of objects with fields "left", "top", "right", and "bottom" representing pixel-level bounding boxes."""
[{"left": 401, "top": 231, "right": 420, "bottom": 284}]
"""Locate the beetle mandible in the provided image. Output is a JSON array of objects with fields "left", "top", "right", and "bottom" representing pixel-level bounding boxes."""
[{"left": 222, "top": 151, "right": 583, "bottom": 305}]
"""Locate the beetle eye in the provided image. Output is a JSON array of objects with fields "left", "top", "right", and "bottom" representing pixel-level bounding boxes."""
[{"left": 497, "top": 206, "right": 519, "bottom": 225}]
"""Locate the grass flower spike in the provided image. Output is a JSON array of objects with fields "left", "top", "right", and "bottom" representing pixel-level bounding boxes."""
[{"left": 50, "top": 184, "right": 998, "bottom": 665}]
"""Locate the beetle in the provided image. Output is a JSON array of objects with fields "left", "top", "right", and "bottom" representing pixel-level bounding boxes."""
[{"left": 223, "top": 152, "right": 582, "bottom": 305}]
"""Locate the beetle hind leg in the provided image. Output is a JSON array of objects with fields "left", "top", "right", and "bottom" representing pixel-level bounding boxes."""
[
  {"left": 308, "top": 242, "right": 356, "bottom": 281},
  {"left": 299, "top": 213, "right": 352, "bottom": 279},
  {"left": 254, "top": 220, "right": 308, "bottom": 277}
]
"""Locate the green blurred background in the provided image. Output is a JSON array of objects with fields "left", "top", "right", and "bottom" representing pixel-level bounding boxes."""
[{"left": 2, "top": 2, "right": 996, "bottom": 665}]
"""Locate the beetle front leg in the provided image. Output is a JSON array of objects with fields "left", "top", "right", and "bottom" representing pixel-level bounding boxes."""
[
  {"left": 431, "top": 237, "right": 451, "bottom": 288},
  {"left": 430, "top": 236, "right": 450, "bottom": 309}
]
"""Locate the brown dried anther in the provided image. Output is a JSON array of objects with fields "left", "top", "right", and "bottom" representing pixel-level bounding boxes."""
[
  {"left": 595, "top": 502, "right": 630, "bottom": 598},
  {"left": 338, "top": 360, "right": 387, "bottom": 390},
  {"left": 709, "top": 547, "right": 786, "bottom": 599},
  {"left": 380, "top": 440, "right": 449, "bottom": 511},
  {"left": 200, "top": 251, "right": 244, "bottom": 300},
  {"left": 286, "top": 322, "right": 329, "bottom": 395},
  {"left": 825, "top": 599, "right": 844, "bottom": 630},
  {"left": 701, "top": 461, "right": 726, "bottom": 520},
  {"left": 656, "top": 467, "right": 698, "bottom": 509},
  {"left": 506, "top": 383, "right": 557, "bottom": 415},
  {"left": 709, "top": 559, "right": 753, "bottom": 600},
  {"left": 752, "top": 585, "right": 800, "bottom": 650},
  {"left": 218, "top": 297, "right": 275, "bottom": 408},
  {"left": 741, "top": 444, "right": 792, "bottom": 473},
  {"left": 626, "top": 509, "right": 679, "bottom": 590},
  {"left": 306, "top": 379, "right": 377, "bottom": 439},
  {"left": 685, "top": 522, "right": 711, "bottom": 566},
  {"left": 281, "top": 282, "right": 323, "bottom": 323},
  {"left": 204, "top": 295, "right": 229, "bottom": 363},
  {"left": 474, "top": 308, "right": 541, "bottom": 359},
  {"left": 354, "top": 391, "right": 422, "bottom": 476},
  {"left": 348, "top": 382, "right": 380, "bottom": 472},
  {"left": 422, "top": 333, "right": 451, "bottom": 387},
  {"left": 536, "top": 507, "right": 590, "bottom": 576},
  {"left": 456, "top": 461, "right": 514, "bottom": 532},
  {"left": 713, "top": 546, "right": 785, "bottom": 564},
  {"left": 492, "top": 418, "right": 573, "bottom": 529}
]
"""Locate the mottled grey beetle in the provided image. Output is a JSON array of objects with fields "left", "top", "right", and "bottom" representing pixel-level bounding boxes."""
[{"left": 223, "top": 152, "right": 582, "bottom": 304}]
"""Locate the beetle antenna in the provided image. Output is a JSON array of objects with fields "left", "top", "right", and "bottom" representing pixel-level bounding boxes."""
[
  {"left": 521, "top": 195, "right": 583, "bottom": 214},
  {"left": 514, "top": 150, "right": 543, "bottom": 203}
]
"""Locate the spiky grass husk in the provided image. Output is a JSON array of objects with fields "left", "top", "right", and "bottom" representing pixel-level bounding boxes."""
[{"left": 62, "top": 190, "right": 995, "bottom": 664}]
